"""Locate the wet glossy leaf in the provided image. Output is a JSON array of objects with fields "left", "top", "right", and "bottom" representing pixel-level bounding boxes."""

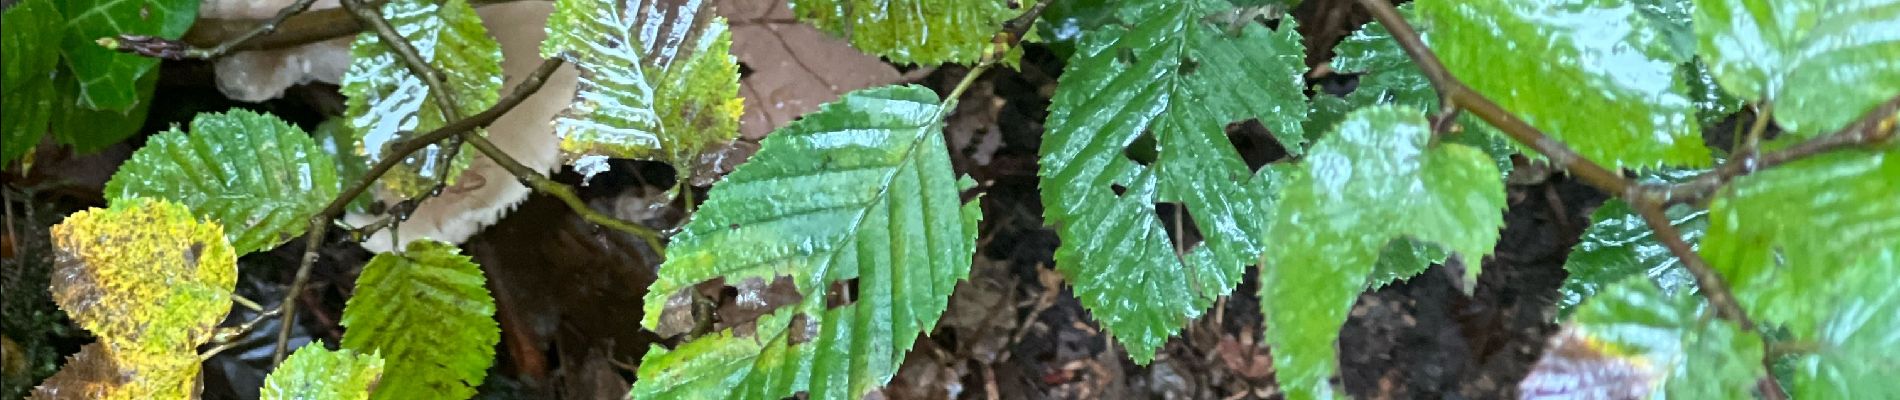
[
  {"left": 28, "top": 343, "right": 200, "bottom": 400},
  {"left": 49, "top": 198, "right": 237, "bottom": 357},
  {"left": 1702, "top": 145, "right": 1900, "bottom": 334},
  {"left": 341, "top": 0, "right": 503, "bottom": 198},
  {"left": 1037, "top": 0, "right": 1305, "bottom": 362},
  {"left": 1694, "top": 0, "right": 1900, "bottom": 135},
  {"left": 1786, "top": 263, "right": 1900, "bottom": 399},
  {"left": 1368, "top": 239, "right": 1448, "bottom": 289},
  {"left": 56, "top": 0, "right": 196, "bottom": 111},
  {"left": 635, "top": 86, "right": 980, "bottom": 399},
  {"left": 105, "top": 110, "right": 342, "bottom": 255},
  {"left": 340, "top": 240, "right": 498, "bottom": 400},
  {"left": 1, "top": 0, "right": 62, "bottom": 166},
  {"left": 1259, "top": 105, "right": 1505, "bottom": 399},
  {"left": 788, "top": 0, "right": 1023, "bottom": 65},
  {"left": 1331, "top": 14, "right": 1516, "bottom": 176},
  {"left": 541, "top": 0, "right": 743, "bottom": 182},
  {"left": 1523, "top": 279, "right": 1764, "bottom": 399},
  {"left": 1559, "top": 200, "right": 1704, "bottom": 313},
  {"left": 1417, "top": 0, "right": 1710, "bottom": 170},
  {"left": 262, "top": 346, "right": 386, "bottom": 400}
]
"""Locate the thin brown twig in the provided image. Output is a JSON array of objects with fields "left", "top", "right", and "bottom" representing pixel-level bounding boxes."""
[{"left": 1658, "top": 95, "right": 1900, "bottom": 207}]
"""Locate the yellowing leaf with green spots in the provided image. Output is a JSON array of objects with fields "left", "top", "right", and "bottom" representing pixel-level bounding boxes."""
[
  {"left": 1260, "top": 105, "right": 1506, "bottom": 399},
  {"left": 340, "top": 240, "right": 498, "bottom": 400},
  {"left": 49, "top": 198, "right": 237, "bottom": 357},
  {"left": 542, "top": 0, "right": 743, "bottom": 183},
  {"left": 262, "top": 346, "right": 386, "bottom": 400},
  {"left": 341, "top": 0, "right": 503, "bottom": 198},
  {"left": 29, "top": 343, "right": 202, "bottom": 400},
  {"left": 789, "top": 0, "right": 1025, "bottom": 65}
]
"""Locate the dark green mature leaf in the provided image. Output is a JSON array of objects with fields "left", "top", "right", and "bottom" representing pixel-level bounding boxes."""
[
  {"left": 341, "top": 0, "right": 503, "bottom": 197},
  {"left": 1037, "top": 0, "right": 1305, "bottom": 362},
  {"left": 635, "top": 85, "right": 980, "bottom": 399},
  {"left": 49, "top": 198, "right": 237, "bottom": 357},
  {"left": 1694, "top": 0, "right": 1900, "bottom": 135},
  {"left": 105, "top": 110, "right": 342, "bottom": 255},
  {"left": 541, "top": 0, "right": 743, "bottom": 182},
  {"left": 1330, "top": 13, "right": 1516, "bottom": 176},
  {"left": 340, "top": 240, "right": 499, "bottom": 400},
  {"left": 2, "top": 0, "right": 62, "bottom": 166},
  {"left": 1559, "top": 200, "right": 1704, "bottom": 313},
  {"left": 56, "top": 0, "right": 196, "bottom": 111},
  {"left": 1417, "top": 0, "right": 1710, "bottom": 170},
  {"left": 1702, "top": 145, "right": 1900, "bottom": 334},
  {"left": 50, "top": 64, "right": 157, "bottom": 154},
  {"left": 263, "top": 346, "right": 386, "bottom": 400},
  {"left": 1260, "top": 105, "right": 1505, "bottom": 399},
  {"left": 788, "top": 0, "right": 1023, "bottom": 65},
  {"left": 1523, "top": 279, "right": 1764, "bottom": 398}
]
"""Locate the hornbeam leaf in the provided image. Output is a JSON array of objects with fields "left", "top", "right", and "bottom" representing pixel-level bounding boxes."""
[
  {"left": 341, "top": 0, "right": 503, "bottom": 198},
  {"left": 1260, "top": 105, "right": 1505, "bottom": 399},
  {"left": 634, "top": 85, "right": 980, "bottom": 400},
  {"left": 1037, "top": 0, "right": 1307, "bottom": 362},
  {"left": 541, "top": 0, "right": 743, "bottom": 182},
  {"left": 49, "top": 198, "right": 237, "bottom": 357},
  {"left": 1694, "top": 0, "right": 1900, "bottom": 135},
  {"left": 105, "top": 110, "right": 342, "bottom": 255},
  {"left": 788, "top": 0, "right": 1025, "bottom": 65},
  {"left": 1417, "top": 0, "right": 1710, "bottom": 170},
  {"left": 262, "top": 346, "right": 386, "bottom": 400},
  {"left": 340, "top": 240, "right": 499, "bottom": 400}
]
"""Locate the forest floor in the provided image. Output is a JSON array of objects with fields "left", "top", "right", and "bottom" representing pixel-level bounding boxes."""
[{"left": 0, "top": 0, "right": 1620, "bottom": 398}]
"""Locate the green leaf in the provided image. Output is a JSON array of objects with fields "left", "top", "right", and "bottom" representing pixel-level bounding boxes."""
[
  {"left": 634, "top": 85, "right": 980, "bottom": 400},
  {"left": 1693, "top": 0, "right": 1900, "bottom": 135},
  {"left": 1259, "top": 105, "right": 1505, "bottom": 399},
  {"left": 1525, "top": 278, "right": 1764, "bottom": 398},
  {"left": 49, "top": 198, "right": 237, "bottom": 357},
  {"left": 1559, "top": 199, "right": 1705, "bottom": 314},
  {"left": 541, "top": 0, "right": 743, "bottom": 182},
  {"left": 2, "top": 0, "right": 63, "bottom": 166},
  {"left": 105, "top": 110, "right": 343, "bottom": 255},
  {"left": 1417, "top": 0, "right": 1710, "bottom": 170},
  {"left": 788, "top": 0, "right": 1024, "bottom": 65},
  {"left": 341, "top": 0, "right": 503, "bottom": 198},
  {"left": 263, "top": 345, "right": 386, "bottom": 400},
  {"left": 56, "top": 0, "right": 196, "bottom": 111},
  {"left": 1037, "top": 0, "right": 1306, "bottom": 362},
  {"left": 1330, "top": 13, "right": 1516, "bottom": 176},
  {"left": 1368, "top": 239, "right": 1448, "bottom": 289},
  {"left": 1787, "top": 263, "right": 1900, "bottom": 399},
  {"left": 50, "top": 66, "right": 157, "bottom": 154},
  {"left": 1702, "top": 145, "right": 1900, "bottom": 334},
  {"left": 340, "top": 240, "right": 499, "bottom": 400}
]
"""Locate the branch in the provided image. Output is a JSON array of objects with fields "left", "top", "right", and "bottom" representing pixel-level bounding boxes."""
[
  {"left": 1657, "top": 95, "right": 1900, "bottom": 207},
  {"left": 105, "top": 0, "right": 323, "bottom": 60}
]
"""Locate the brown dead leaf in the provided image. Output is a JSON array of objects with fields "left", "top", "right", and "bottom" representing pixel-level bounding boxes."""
[
  {"left": 715, "top": 0, "right": 902, "bottom": 140},
  {"left": 1519, "top": 326, "right": 1659, "bottom": 400}
]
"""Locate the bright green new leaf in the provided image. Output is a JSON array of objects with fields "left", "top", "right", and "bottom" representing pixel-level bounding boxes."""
[
  {"left": 1260, "top": 105, "right": 1505, "bottom": 399},
  {"left": 1038, "top": 0, "right": 1306, "bottom": 362},
  {"left": 635, "top": 85, "right": 980, "bottom": 399},
  {"left": 340, "top": 240, "right": 499, "bottom": 400},
  {"left": 1368, "top": 239, "right": 1449, "bottom": 289},
  {"left": 1694, "top": 0, "right": 1900, "bottom": 135},
  {"left": 263, "top": 345, "right": 387, "bottom": 400},
  {"left": 1702, "top": 145, "right": 1900, "bottom": 334},
  {"left": 1417, "top": 0, "right": 1710, "bottom": 170},
  {"left": 1786, "top": 261, "right": 1900, "bottom": 399},
  {"left": 1531, "top": 278, "right": 1765, "bottom": 398},
  {"left": 541, "top": 0, "right": 743, "bottom": 182},
  {"left": 341, "top": 0, "right": 503, "bottom": 198},
  {"left": 56, "top": 0, "right": 195, "bottom": 111},
  {"left": 1559, "top": 199, "right": 1705, "bottom": 313},
  {"left": 1330, "top": 13, "right": 1516, "bottom": 176},
  {"left": 48, "top": 198, "right": 237, "bottom": 357},
  {"left": 105, "top": 110, "right": 343, "bottom": 255},
  {"left": 1, "top": 0, "right": 62, "bottom": 166},
  {"left": 28, "top": 343, "right": 202, "bottom": 400},
  {"left": 788, "top": 0, "right": 1024, "bottom": 65}
]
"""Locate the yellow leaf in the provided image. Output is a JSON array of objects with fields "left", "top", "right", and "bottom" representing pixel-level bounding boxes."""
[
  {"left": 29, "top": 343, "right": 201, "bottom": 400},
  {"left": 49, "top": 198, "right": 237, "bottom": 356}
]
